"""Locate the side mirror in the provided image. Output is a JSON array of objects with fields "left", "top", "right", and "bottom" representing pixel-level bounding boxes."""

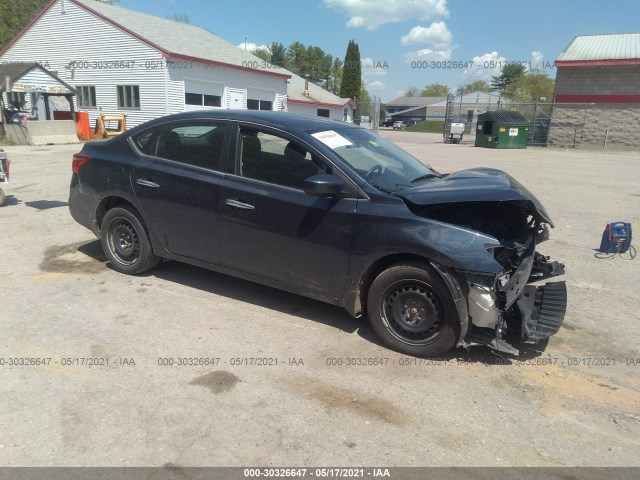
[{"left": 303, "top": 174, "right": 343, "bottom": 197}]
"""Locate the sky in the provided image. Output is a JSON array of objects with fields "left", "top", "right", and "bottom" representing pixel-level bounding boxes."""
[{"left": 118, "top": 0, "right": 640, "bottom": 102}]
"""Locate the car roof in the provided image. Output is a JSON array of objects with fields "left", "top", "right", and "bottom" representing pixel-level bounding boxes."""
[{"left": 125, "top": 110, "right": 359, "bottom": 137}]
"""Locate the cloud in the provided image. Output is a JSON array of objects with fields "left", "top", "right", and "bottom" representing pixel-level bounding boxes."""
[
  {"left": 400, "top": 22, "right": 452, "bottom": 49},
  {"left": 463, "top": 51, "right": 506, "bottom": 81},
  {"left": 361, "top": 57, "right": 388, "bottom": 77},
  {"left": 403, "top": 48, "right": 452, "bottom": 63},
  {"left": 324, "top": 0, "right": 448, "bottom": 30},
  {"left": 237, "top": 42, "right": 270, "bottom": 53},
  {"left": 531, "top": 50, "right": 544, "bottom": 66},
  {"left": 347, "top": 16, "right": 365, "bottom": 27},
  {"left": 531, "top": 51, "right": 543, "bottom": 63},
  {"left": 367, "top": 80, "right": 385, "bottom": 90}
]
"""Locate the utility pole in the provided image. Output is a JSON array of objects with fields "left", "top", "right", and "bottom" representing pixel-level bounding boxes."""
[{"left": 372, "top": 95, "right": 380, "bottom": 133}]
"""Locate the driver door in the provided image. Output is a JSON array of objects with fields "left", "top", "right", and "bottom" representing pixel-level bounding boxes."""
[{"left": 219, "top": 125, "right": 358, "bottom": 298}]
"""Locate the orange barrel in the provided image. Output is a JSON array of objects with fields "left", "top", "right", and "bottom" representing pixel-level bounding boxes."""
[{"left": 76, "top": 111, "right": 91, "bottom": 141}]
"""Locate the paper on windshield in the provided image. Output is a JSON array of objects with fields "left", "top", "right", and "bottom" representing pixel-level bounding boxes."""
[{"left": 311, "top": 130, "right": 352, "bottom": 149}]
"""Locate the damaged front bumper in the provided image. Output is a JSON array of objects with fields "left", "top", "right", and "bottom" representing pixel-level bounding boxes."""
[{"left": 462, "top": 231, "right": 567, "bottom": 356}]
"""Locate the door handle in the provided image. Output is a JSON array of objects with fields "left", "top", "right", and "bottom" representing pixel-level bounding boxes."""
[
  {"left": 136, "top": 179, "right": 160, "bottom": 188},
  {"left": 225, "top": 199, "right": 255, "bottom": 210}
]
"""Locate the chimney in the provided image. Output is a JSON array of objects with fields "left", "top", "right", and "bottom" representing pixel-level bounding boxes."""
[{"left": 303, "top": 77, "right": 309, "bottom": 97}]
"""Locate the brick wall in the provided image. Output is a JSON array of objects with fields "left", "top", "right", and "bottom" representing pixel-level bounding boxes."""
[
  {"left": 548, "top": 104, "right": 640, "bottom": 149},
  {"left": 549, "top": 65, "right": 640, "bottom": 149}
]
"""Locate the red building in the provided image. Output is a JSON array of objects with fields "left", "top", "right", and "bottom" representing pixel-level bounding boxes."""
[{"left": 550, "top": 33, "right": 640, "bottom": 149}]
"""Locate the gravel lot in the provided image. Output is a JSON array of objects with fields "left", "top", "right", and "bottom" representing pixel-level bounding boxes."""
[{"left": 0, "top": 133, "right": 639, "bottom": 468}]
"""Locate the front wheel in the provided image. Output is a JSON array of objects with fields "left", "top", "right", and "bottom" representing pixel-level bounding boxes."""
[
  {"left": 101, "top": 206, "right": 160, "bottom": 274},
  {"left": 367, "top": 263, "right": 459, "bottom": 357}
]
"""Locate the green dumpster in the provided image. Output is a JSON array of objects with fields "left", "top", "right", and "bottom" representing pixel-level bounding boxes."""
[{"left": 475, "top": 111, "right": 529, "bottom": 149}]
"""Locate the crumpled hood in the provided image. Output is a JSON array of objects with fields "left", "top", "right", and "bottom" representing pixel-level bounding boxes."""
[{"left": 398, "top": 167, "right": 554, "bottom": 226}]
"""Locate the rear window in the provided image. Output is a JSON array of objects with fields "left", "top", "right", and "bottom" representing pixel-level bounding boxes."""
[{"left": 132, "top": 129, "right": 156, "bottom": 155}]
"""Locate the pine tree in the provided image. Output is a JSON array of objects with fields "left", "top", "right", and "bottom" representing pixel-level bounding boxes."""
[
  {"left": 340, "top": 40, "right": 361, "bottom": 103},
  {"left": 0, "top": 0, "right": 51, "bottom": 49},
  {"left": 491, "top": 64, "right": 526, "bottom": 93},
  {"left": 270, "top": 42, "right": 286, "bottom": 68}
]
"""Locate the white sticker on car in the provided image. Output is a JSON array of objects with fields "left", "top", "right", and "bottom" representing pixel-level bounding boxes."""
[{"left": 311, "top": 130, "right": 352, "bottom": 149}]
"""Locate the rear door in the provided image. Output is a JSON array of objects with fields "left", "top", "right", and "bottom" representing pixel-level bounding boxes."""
[
  {"left": 219, "top": 124, "right": 357, "bottom": 297},
  {"left": 129, "top": 120, "right": 229, "bottom": 264}
]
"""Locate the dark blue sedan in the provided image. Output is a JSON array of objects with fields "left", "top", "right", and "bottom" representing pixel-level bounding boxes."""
[{"left": 69, "top": 111, "right": 566, "bottom": 357}]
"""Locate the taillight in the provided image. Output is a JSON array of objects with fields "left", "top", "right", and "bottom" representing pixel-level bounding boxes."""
[{"left": 72, "top": 153, "right": 92, "bottom": 173}]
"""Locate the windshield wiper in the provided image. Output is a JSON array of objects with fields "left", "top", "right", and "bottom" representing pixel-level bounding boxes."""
[
  {"left": 410, "top": 173, "right": 439, "bottom": 184},
  {"left": 369, "top": 180, "right": 396, "bottom": 194}
]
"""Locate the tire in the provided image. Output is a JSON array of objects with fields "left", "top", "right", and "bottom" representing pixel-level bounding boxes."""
[
  {"left": 0, "top": 188, "right": 5, "bottom": 207},
  {"left": 367, "top": 262, "right": 459, "bottom": 357},
  {"left": 101, "top": 206, "right": 160, "bottom": 274}
]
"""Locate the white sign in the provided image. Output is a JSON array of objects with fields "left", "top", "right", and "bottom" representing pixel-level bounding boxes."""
[
  {"left": 509, "top": 128, "right": 519, "bottom": 136},
  {"left": 311, "top": 130, "right": 352, "bottom": 149}
]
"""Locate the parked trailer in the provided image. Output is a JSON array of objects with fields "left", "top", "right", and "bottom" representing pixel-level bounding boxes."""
[{"left": 445, "top": 122, "right": 465, "bottom": 144}]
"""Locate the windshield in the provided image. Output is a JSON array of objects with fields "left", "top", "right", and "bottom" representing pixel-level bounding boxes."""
[{"left": 310, "top": 128, "right": 440, "bottom": 193}]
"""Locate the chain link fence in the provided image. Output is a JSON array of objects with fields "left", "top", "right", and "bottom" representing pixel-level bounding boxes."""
[{"left": 442, "top": 98, "right": 639, "bottom": 149}]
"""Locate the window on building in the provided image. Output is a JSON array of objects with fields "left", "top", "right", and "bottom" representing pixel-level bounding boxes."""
[
  {"left": 203, "top": 94, "right": 221, "bottom": 107},
  {"left": 76, "top": 85, "right": 96, "bottom": 108},
  {"left": 117, "top": 85, "right": 140, "bottom": 109},
  {"left": 6, "top": 91, "right": 26, "bottom": 109},
  {"left": 247, "top": 99, "right": 273, "bottom": 111},
  {"left": 185, "top": 92, "right": 222, "bottom": 107},
  {"left": 317, "top": 109, "right": 330, "bottom": 118}
]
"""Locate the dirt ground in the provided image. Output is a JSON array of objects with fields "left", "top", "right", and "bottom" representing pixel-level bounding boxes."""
[{"left": 0, "top": 133, "right": 638, "bottom": 469}]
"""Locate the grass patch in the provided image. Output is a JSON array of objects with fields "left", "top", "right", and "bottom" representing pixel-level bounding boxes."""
[
  {"left": 0, "top": 135, "right": 15, "bottom": 146},
  {"left": 405, "top": 120, "right": 445, "bottom": 133}
]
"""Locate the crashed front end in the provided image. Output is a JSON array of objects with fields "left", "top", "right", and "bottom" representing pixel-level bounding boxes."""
[
  {"left": 400, "top": 169, "right": 567, "bottom": 355},
  {"left": 463, "top": 218, "right": 566, "bottom": 355}
]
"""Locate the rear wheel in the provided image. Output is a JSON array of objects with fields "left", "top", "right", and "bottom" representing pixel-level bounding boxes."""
[
  {"left": 101, "top": 206, "right": 160, "bottom": 274},
  {"left": 367, "top": 263, "right": 459, "bottom": 357}
]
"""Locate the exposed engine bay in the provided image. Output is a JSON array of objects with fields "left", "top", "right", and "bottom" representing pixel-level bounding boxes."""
[{"left": 405, "top": 199, "right": 566, "bottom": 356}]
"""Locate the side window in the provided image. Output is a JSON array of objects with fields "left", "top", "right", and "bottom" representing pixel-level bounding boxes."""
[
  {"left": 235, "top": 127, "right": 329, "bottom": 189},
  {"left": 155, "top": 123, "right": 226, "bottom": 170},
  {"left": 132, "top": 129, "right": 157, "bottom": 155}
]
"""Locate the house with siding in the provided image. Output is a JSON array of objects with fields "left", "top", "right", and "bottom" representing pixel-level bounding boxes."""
[
  {"left": 286, "top": 74, "right": 356, "bottom": 122},
  {"left": 0, "top": 61, "right": 76, "bottom": 120},
  {"left": 0, "top": 61, "right": 80, "bottom": 143},
  {"left": 385, "top": 96, "right": 449, "bottom": 121},
  {"left": 0, "top": 0, "right": 352, "bottom": 129},
  {"left": 386, "top": 92, "right": 501, "bottom": 123}
]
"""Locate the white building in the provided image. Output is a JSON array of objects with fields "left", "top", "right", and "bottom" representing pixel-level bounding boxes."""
[
  {"left": 286, "top": 74, "right": 356, "bottom": 122},
  {"left": 0, "top": 0, "right": 351, "bottom": 129}
]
